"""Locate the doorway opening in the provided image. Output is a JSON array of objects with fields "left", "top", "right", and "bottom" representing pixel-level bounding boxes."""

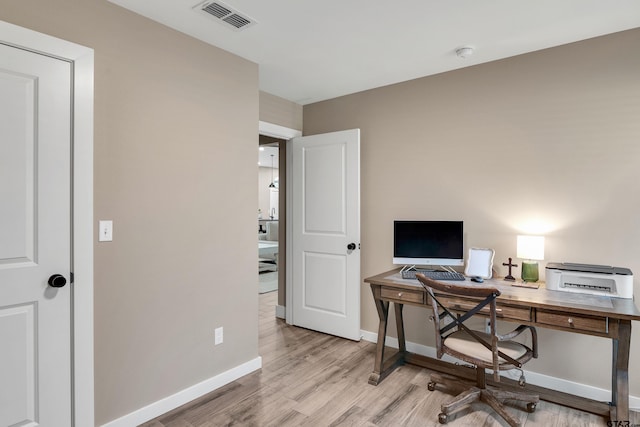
[
  {"left": 258, "top": 136, "right": 283, "bottom": 297},
  {"left": 258, "top": 121, "right": 302, "bottom": 321}
]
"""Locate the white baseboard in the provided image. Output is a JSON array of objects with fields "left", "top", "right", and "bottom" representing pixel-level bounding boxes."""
[
  {"left": 360, "top": 330, "right": 640, "bottom": 411},
  {"left": 101, "top": 357, "right": 262, "bottom": 427},
  {"left": 275, "top": 304, "right": 285, "bottom": 319}
]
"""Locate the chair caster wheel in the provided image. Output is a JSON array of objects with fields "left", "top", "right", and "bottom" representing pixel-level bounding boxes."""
[
  {"left": 518, "top": 373, "right": 526, "bottom": 387},
  {"left": 527, "top": 402, "right": 537, "bottom": 413},
  {"left": 438, "top": 413, "right": 448, "bottom": 424},
  {"left": 428, "top": 381, "right": 436, "bottom": 391}
]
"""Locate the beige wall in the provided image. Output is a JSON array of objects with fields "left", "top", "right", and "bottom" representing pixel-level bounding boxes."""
[
  {"left": 304, "top": 29, "right": 640, "bottom": 396},
  {"left": 260, "top": 91, "right": 303, "bottom": 130},
  {"left": 1, "top": 1, "right": 259, "bottom": 425}
]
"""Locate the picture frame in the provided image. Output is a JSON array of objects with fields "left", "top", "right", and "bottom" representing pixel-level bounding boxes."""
[{"left": 464, "top": 247, "right": 495, "bottom": 279}]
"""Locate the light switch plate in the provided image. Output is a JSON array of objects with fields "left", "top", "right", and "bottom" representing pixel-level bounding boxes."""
[{"left": 99, "top": 220, "right": 113, "bottom": 242}]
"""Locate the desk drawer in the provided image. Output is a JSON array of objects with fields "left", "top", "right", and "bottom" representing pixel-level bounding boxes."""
[
  {"left": 536, "top": 310, "right": 607, "bottom": 334},
  {"left": 381, "top": 287, "right": 424, "bottom": 304},
  {"left": 437, "top": 296, "right": 532, "bottom": 322}
]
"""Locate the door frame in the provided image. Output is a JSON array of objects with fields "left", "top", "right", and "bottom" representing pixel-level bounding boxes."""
[
  {"left": 0, "top": 20, "right": 94, "bottom": 426},
  {"left": 258, "top": 121, "right": 300, "bottom": 322}
]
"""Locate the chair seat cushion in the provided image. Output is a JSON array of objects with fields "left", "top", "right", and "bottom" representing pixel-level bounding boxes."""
[{"left": 444, "top": 330, "right": 527, "bottom": 364}]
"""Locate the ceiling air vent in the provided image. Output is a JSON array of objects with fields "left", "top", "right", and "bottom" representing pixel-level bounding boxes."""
[{"left": 194, "top": 1, "right": 257, "bottom": 31}]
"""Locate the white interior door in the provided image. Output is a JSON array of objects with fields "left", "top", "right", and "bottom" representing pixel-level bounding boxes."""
[
  {"left": 289, "top": 129, "right": 361, "bottom": 340},
  {"left": 0, "top": 43, "right": 72, "bottom": 426}
]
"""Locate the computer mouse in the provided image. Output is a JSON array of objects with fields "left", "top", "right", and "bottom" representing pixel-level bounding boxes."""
[{"left": 471, "top": 276, "right": 484, "bottom": 283}]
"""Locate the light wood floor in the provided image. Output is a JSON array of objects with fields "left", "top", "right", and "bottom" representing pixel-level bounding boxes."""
[{"left": 142, "top": 291, "right": 637, "bottom": 426}]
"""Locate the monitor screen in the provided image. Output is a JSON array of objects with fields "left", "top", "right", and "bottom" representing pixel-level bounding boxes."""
[{"left": 393, "top": 220, "right": 464, "bottom": 266}]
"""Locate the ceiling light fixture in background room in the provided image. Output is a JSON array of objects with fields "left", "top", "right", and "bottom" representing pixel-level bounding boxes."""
[{"left": 268, "top": 154, "right": 276, "bottom": 188}]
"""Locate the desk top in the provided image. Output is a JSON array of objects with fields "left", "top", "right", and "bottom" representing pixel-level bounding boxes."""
[{"left": 365, "top": 268, "right": 640, "bottom": 321}]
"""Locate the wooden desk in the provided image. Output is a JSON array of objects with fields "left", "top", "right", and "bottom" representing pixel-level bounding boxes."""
[{"left": 365, "top": 268, "right": 640, "bottom": 422}]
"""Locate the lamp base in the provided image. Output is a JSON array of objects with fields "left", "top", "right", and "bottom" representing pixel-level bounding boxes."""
[{"left": 521, "top": 261, "right": 539, "bottom": 282}]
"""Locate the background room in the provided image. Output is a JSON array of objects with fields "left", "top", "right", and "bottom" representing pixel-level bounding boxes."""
[{"left": 258, "top": 139, "right": 280, "bottom": 294}]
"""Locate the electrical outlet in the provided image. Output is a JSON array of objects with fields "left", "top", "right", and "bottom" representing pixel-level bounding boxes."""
[{"left": 214, "top": 327, "right": 223, "bottom": 345}]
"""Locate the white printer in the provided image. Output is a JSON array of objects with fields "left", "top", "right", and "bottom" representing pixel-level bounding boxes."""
[{"left": 545, "top": 262, "right": 633, "bottom": 299}]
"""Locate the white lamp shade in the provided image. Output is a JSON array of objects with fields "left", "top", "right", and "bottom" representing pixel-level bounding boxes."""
[{"left": 517, "top": 235, "right": 545, "bottom": 260}]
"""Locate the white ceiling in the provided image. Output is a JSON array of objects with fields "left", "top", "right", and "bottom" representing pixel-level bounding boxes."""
[{"left": 109, "top": 0, "right": 640, "bottom": 105}]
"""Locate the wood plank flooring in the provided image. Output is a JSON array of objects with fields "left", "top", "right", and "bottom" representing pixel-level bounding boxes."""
[{"left": 142, "top": 292, "right": 638, "bottom": 426}]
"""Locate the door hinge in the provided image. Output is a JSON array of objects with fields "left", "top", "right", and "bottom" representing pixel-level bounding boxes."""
[{"left": 70, "top": 272, "right": 74, "bottom": 284}]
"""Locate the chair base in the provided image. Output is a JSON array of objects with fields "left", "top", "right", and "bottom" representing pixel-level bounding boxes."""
[{"left": 429, "top": 372, "right": 539, "bottom": 427}]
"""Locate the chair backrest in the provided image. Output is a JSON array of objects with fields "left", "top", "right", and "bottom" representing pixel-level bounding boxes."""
[{"left": 416, "top": 273, "right": 516, "bottom": 381}]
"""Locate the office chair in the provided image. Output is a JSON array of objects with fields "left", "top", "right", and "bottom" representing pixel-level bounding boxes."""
[{"left": 415, "top": 273, "right": 539, "bottom": 427}]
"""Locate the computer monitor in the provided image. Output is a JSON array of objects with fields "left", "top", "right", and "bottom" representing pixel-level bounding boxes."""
[{"left": 393, "top": 220, "right": 464, "bottom": 266}]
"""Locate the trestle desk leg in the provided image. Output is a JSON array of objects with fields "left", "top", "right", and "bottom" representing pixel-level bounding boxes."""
[
  {"left": 611, "top": 319, "right": 631, "bottom": 422},
  {"left": 395, "top": 302, "right": 406, "bottom": 353},
  {"left": 369, "top": 295, "right": 390, "bottom": 385}
]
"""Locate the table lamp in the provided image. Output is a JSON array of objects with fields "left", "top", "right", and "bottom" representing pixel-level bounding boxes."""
[{"left": 517, "top": 235, "right": 545, "bottom": 282}]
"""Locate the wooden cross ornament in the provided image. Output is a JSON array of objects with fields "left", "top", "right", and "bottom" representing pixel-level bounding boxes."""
[{"left": 502, "top": 257, "right": 518, "bottom": 281}]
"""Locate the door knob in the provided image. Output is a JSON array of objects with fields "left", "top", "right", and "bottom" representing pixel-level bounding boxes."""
[
  {"left": 347, "top": 243, "right": 356, "bottom": 250},
  {"left": 48, "top": 274, "right": 67, "bottom": 288}
]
